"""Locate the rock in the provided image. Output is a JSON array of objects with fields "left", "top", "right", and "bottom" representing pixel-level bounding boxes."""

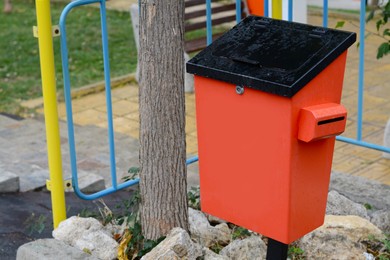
[
  {"left": 206, "top": 213, "right": 227, "bottom": 226},
  {"left": 383, "top": 118, "right": 390, "bottom": 159},
  {"left": 0, "top": 171, "right": 19, "bottom": 192},
  {"left": 53, "top": 216, "right": 118, "bottom": 260},
  {"left": 297, "top": 215, "right": 384, "bottom": 259},
  {"left": 141, "top": 227, "right": 202, "bottom": 260},
  {"left": 326, "top": 190, "right": 369, "bottom": 219},
  {"left": 202, "top": 247, "right": 229, "bottom": 260},
  {"left": 330, "top": 172, "right": 390, "bottom": 210},
  {"left": 16, "top": 238, "right": 98, "bottom": 260},
  {"left": 220, "top": 235, "right": 266, "bottom": 260},
  {"left": 370, "top": 210, "right": 390, "bottom": 233},
  {"left": 78, "top": 171, "right": 105, "bottom": 193},
  {"left": 189, "top": 208, "right": 231, "bottom": 248}
]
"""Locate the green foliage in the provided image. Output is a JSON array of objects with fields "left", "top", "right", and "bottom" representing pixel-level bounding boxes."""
[
  {"left": 123, "top": 166, "right": 140, "bottom": 182},
  {"left": 0, "top": 0, "right": 137, "bottom": 114},
  {"left": 377, "top": 41, "right": 390, "bottom": 58},
  {"left": 23, "top": 213, "right": 47, "bottom": 235},
  {"left": 362, "top": 234, "right": 390, "bottom": 259},
  {"left": 364, "top": 203, "right": 373, "bottom": 210},
  {"left": 136, "top": 236, "right": 166, "bottom": 258},
  {"left": 121, "top": 195, "right": 165, "bottom": 259},
  {"left": 78, "top": 207, "right": 100, "bottom": 219},
  {"left": 366, "top": 0, "right": 390, "bottom": 59},
  {"left": 231, "top": 226, "right": 251, "bottom": 240},
  {"left": 288, "top": 245, "right": 305, "bottom": 260},
  {"left": 188, "top": 186, "right": 201, "bottom": 210},
  {"left": 335, "top": 21, "right": 345, "bottom": 29},
  {"left": 209, "top": 242, "right": 224, "bottom": 254}
]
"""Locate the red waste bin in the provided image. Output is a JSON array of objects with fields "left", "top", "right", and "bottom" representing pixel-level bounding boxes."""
[{"left": 187, "top": 16, "right": 356, "bottom": 244}]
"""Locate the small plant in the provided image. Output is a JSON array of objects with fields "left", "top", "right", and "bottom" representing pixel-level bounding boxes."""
[
  {"left": 188, "top": 186, "right": 201, "bottom": 210},
  {"left": 366, "top": 0, "right": 390, "bottom": 59},
  {"left": 123, "top": 167, "right": 140, "bottom": 182},
  {"left": 364, "top": 203, "right": 373, "bottom": 210},
  {"left": 335, "top": 0, "right": 389, "bottom": 59},
  {"left": 209, "top": 242, "right": 224, "bottom": 254},
  {"left": 79, "top": 207, "right": 100, "bottom": 219},
  {"left": 231, "top": 226, "right": 251, "bottom": 240},
  {"left": 288, "top": 245, "right": 305, "bottom": 260},
  {"left": 362, "top": 234, "right": 390, "bottom": 259},
  {"left": 24, "top": 213, "right": 47, "bottom": 235}
]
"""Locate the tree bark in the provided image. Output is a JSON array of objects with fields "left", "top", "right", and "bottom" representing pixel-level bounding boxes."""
[{"left": 138, "top": 0, "right": 188, "bottom": 240}]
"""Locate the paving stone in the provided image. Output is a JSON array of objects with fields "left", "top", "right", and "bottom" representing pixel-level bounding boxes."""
[
  {"left": 0, "top": 171, "right": 19, "bottom": 193},
  {"left": 16, "top": 239, "right": 98, "bottom": 260},
  {"left": 19, "top": 167, "right": 49, "bottom": 192},
  {"left": 78, "top": 171, "right": 105, "bottom": 193}
]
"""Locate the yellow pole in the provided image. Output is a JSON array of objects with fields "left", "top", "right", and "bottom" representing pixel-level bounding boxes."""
[
  {"left": 272, "top": 0, "right": 283, "bottom": 19},
  {"left": 35, "top": 0, "right": 66, "bottom": 228}
]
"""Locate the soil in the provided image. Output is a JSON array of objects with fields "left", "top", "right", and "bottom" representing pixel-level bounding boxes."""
[{"left": 0, "top": 190, "right": 133, "bottom": 259}]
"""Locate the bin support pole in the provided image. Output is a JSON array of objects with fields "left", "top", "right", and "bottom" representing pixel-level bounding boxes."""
[
  {"left": 266, "top": 238, "right": 288, "bottom": 260},
  {"left": 35, "top": 0, "right": 67, "bottom": 228},
  {"left": 272, "top": 0, "right": 282, "bottom": 19}
]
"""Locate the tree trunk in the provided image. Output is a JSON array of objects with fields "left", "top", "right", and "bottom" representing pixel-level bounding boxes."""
[{"left": 138, "top": 0, "right": 188, "bottom": 240}]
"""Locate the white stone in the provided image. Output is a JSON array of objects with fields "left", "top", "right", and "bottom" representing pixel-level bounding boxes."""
[
  {"left": 206, "top": 213, "right": 227, "bottom": 226},
  {"left": 53, "top": 216, "right": 118, "bottom": 260},
  {"left": 189, "top": 208, "right": 231, "bottom": 248},
  {"left": 326, "top": 190, "right": 369, "bottom": 219},
  {"left": 203, "top": 247, "right": 229, "bottom": 260},
  {"left": 0, "top": 171, "right": 19, "bottom": 192},
  {"left": 297, "top": 215, "right": 384, "bottom": 260},
  {"left": 383, "top": 118, "right": 390, "bottom": 159},
  {"left": 330, "top": 172, "right": 390, "bottom": 210},
  {"left": 220, "top": 235, "right": 267, "bottom": 260},
  {"left": 370, "top": 210, "right": 390, "bottom": 234},
  {"left": 16, "top": 239, "right": 98, "bottom": 260},
  {"left": 141, "top": 227, "right": 203, "bottom": 260}
]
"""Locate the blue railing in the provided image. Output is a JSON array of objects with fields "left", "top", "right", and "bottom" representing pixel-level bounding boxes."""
[
  {"left": 61, "top": 0, "right": 388, "bottom": 200},
  {"left": 59, "top": 0, "right": 199, "bottom": 200},
  {"left": 204, "top": 0, "right": 390, "bottom": 154},
  {"left": 60, "top": 0, "right": 137, "bottom": 200}
]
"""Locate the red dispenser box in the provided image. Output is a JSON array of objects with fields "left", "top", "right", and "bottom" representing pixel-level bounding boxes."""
[{"left": 186, "top": 16, "right": 356, "bottom": 244}]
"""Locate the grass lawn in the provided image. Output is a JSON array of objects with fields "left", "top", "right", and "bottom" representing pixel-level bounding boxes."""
[{"left": 0, "top": 0, "right": 137, "bottom": 114}]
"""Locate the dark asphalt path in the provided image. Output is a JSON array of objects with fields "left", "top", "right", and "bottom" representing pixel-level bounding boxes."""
[{"left": 0, "top": 191, "right": 133, "bottom": 259}]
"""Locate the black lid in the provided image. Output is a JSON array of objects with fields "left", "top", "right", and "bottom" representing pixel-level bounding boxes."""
[{"left": 186, "top": 16, "right": 356, "bottom": 97}]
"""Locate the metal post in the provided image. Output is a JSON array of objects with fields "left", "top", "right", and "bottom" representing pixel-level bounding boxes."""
[
  {"left": 272, "top": 0, "right": 283, "bottom": 19},
  {"left": 35, "top": 0, "right": 66, "bottom": 228},
  {"left": 264, "top": 0, "right": 269, "bottom": 17},
  {"left": 323, "top": 0, "right": 328, "bottom": 27},
  {"left": 288, "top": 0, "right": 293, "bottom": 21},
  {"left": 356, "top": 0, "right": 366, "bottom": 141},
  {"left": 235, "top": 0, "right": 241, "bottom": 23},
  {"left": 206, "top": 0, "right": 212, "bottom": 46},
  {"left": 266, "top": 238, "right": 288, "bottom": 260}
]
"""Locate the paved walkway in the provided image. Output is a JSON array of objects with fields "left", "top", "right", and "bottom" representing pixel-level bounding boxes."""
[{"left": 25, "top": 10, "right": 390, "bottom": 185}]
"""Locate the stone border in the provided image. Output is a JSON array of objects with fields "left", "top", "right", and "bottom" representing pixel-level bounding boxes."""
[{"left": 20, "top": 73, "right": 136, "bottom": 110}]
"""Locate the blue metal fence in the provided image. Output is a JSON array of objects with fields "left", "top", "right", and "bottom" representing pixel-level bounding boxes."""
[
  {"left": 203, "top": 0, "right": 389, "bottom": 154},
  {"left": 61, "top": 0, "right": 388, "bottom": 200}
]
